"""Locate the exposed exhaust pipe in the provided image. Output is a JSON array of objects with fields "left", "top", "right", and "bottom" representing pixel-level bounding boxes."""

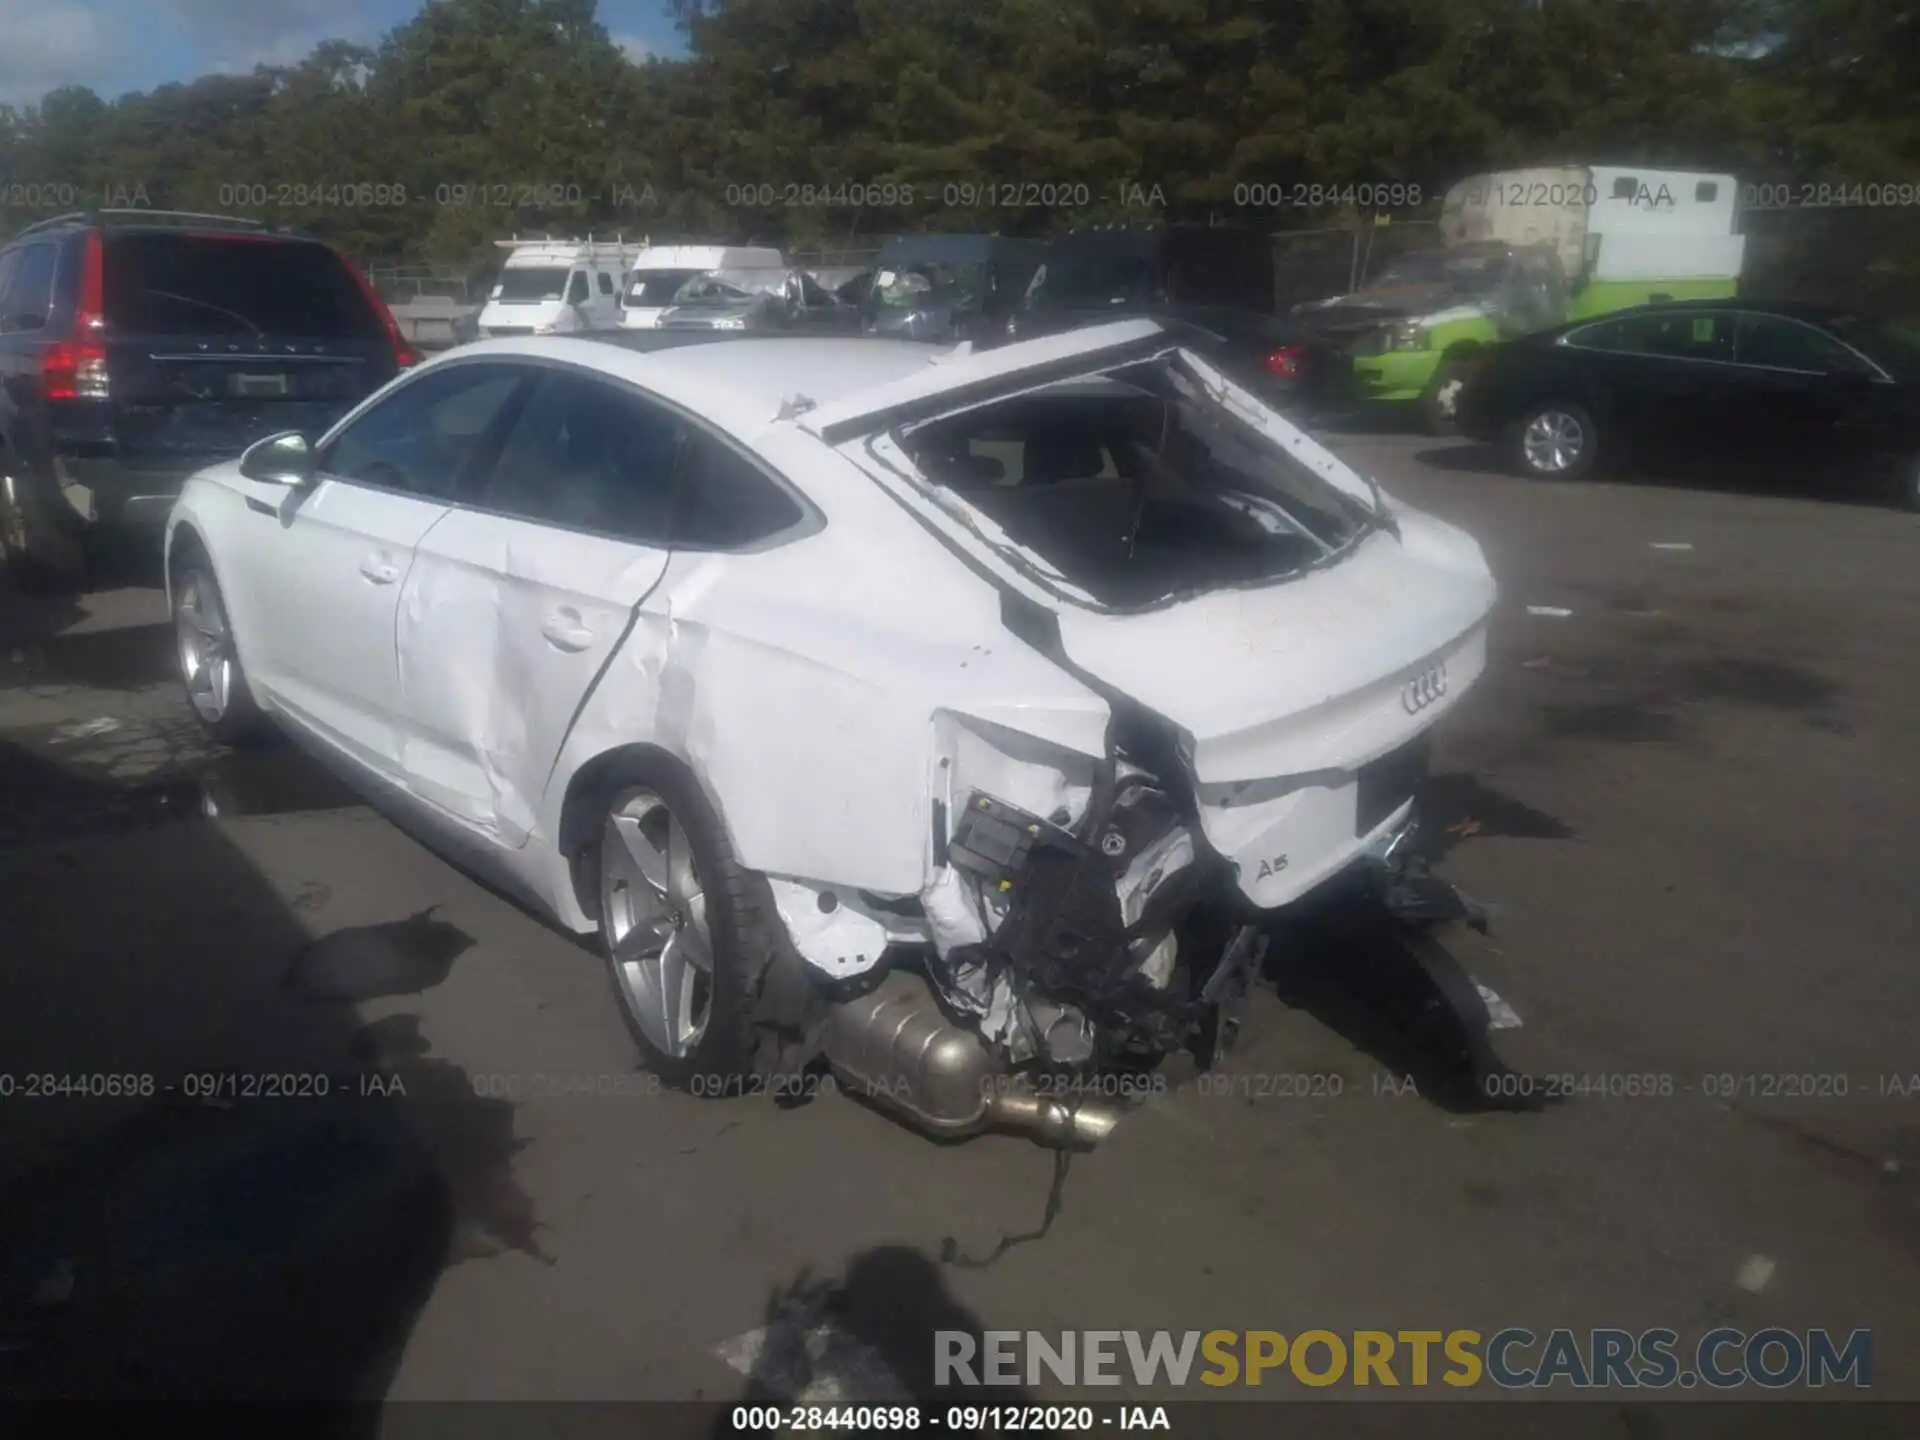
[{"left": 819, "top": 971, "right": 1123, "bottom": 1148}]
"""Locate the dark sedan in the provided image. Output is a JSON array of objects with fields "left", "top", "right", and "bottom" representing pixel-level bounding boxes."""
[{"left": 1454, "top": 301, "right": 1920, "bottom": 510}]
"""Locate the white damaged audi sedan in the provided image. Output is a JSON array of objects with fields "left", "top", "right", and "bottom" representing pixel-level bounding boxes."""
[{"left": 166, "top": 318, "right": 1497, "bottom": 1143}]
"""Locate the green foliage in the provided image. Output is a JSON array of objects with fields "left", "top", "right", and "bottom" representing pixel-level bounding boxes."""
[{"left": 0, "top": 0, "right": 1915, "bottom": 269}]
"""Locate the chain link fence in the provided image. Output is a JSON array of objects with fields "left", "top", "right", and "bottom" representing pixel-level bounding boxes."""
[{"left": 1270, "top": 218, "right": 1443, "bottom": 308}]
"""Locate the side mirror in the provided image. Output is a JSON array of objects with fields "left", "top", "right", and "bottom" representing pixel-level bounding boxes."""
[{"left": 238, "top": 430, "right": 316, "bottom": 487}]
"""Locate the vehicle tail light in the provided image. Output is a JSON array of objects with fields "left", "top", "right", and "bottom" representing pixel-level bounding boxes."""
[
  {"left": 342, "top": 258, "right": 421, "bottom": 369},
  {"left": 43, "top": 229, "right": 108, "bottom": 401},
  {"left": 1262, "top": 343, "right": 1307, "bottom": 380}
]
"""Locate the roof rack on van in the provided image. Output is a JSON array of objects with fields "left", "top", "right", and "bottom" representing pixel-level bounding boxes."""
[
  {"left": 494, "top": 232, "right": 642, "bottom": 253},
  {"left": 8, "top": 209, "right": 282, "bottom": 242}
]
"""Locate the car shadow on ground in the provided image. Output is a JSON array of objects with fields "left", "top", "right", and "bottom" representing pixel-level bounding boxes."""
[
  {"left": 715, "top": 1246, "right": 1033, "bottom": 1436},
  {"left": 1417, "top": 441, "right": 1900, "bottom": 509},
  {"left": 0, "top": 595, "right": 533, "bottom": 1417},
  {"left": 1253, "top": 775, "right": 1574, "bottom": 1116}
]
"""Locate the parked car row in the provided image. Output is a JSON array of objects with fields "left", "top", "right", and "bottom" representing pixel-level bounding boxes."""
[{"left": 6, "top": 199, "right": 1914, "bottom": 595}]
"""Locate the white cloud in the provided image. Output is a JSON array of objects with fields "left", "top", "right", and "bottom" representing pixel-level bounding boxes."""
[
  {"left": 0, "top": 1, "right": 134, "bottom": 103},
  {"left": 0, "top": 0, "right": 383, "bottom": 104},
  {"left": 172, "top": 0, "right": 381, "bottom": 75},
  {"left": 611, "top": 32, "right": 657, "bottom": 63}
]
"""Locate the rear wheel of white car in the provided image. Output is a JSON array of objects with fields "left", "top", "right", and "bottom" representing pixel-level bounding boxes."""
[
  {"left": 594, "top": 760, "right": 779, "bottom": 1086},
  {"left": 1509, "top": 399, "right": 1599, "bottom": 480},
  {"left": 171, "top": 549, "right": 271, "bottom": 746}
]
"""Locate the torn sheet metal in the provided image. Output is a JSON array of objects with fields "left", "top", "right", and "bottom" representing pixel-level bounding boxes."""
[
  {"left": 765, "top": 877, "right": 927, "bottom": 979},
  {"left": 536, "top": 435, "right": 1112, "bottom": 918},
  {"left": 519, "top": 323, "right": 1497, "bottom": 1016}
]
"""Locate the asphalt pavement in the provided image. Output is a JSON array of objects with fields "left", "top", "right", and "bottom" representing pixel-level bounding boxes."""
[{"left": 2, "top": 433, "right": 1918, "bottom": 1422}]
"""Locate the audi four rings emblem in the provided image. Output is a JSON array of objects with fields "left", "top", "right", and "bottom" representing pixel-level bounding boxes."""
[{"left": 1402, "top": 664, "right": 1449, "bottom": 713}]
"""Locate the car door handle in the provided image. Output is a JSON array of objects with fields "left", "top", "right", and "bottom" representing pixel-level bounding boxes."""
[
  {"left": 541, "top": 611, "right": 595, "bottom": 652},
  {"left": 359, "top": 555, "right": 400, "bottom": 585}
]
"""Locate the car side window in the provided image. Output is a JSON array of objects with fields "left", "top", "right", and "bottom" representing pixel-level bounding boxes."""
[
  {"left": 596, "top": 271, "right": 614, "bottom": 296},
  {"left": 0, "top": 243, "right": 58, "bottom": 331},
  {"left": 1735, "top": 316, "right": 1872, "bottom": 374},
  {"left": 320, "top": 364, "right": 526, "bottom": 499},
  {"left": 1564, "top": 317, "right": 1643, "bottom": 353},
  {"left": 1634, "top": 312, "right": 1733, "bottom": 362},
  {"left": 472, "top": 371, "right": 686, "bottom": 541},
  {"left": 672, "top": 431, "right": 807, "bottom": 548}
]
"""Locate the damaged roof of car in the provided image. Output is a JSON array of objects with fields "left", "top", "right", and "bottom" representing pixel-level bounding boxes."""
[
  {"left": 574, "top": 332, "right": 943, "bottom": 407},
  {"left": 464, "top": 323, "right": 1181, "bottom": 437}
]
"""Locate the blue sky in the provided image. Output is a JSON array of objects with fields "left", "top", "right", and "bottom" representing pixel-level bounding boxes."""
[{"left": 0, "top": 0, "right": 689, "bottom": 107}]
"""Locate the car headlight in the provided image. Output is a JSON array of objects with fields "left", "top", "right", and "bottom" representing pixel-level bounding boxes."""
[{"left": 1387, "top": 322, "right": 1431, "bottom": 352}]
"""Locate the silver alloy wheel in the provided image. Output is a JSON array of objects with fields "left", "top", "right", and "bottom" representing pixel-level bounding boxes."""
[
  {"left": 1521, "top": 409, "right": 1586, "bottom": 473},
  {"left": 176, "top": 570, "right": 234, "bottom": 723},
  {"left": 1433, "top": 377, "right": 1465, "bottom": 417},
  {"left": 600, "top": 788, "right": 714, "bottom": 1058}
]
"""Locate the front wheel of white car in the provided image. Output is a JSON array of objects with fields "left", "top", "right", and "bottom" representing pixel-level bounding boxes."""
[
  {"left": 172, "top": 548, "right": 271, "bottom": 746},
  {"left": 594, "top": 760, "right": 781, "bottom": 1086}
]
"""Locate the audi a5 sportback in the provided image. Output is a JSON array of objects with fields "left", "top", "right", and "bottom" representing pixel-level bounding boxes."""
[
  {"left": 166, "top": 320, "right": 1497, "bottom": 1144},
  {"left": 0, "top": 209, "right": 417, "bottom": 588}
]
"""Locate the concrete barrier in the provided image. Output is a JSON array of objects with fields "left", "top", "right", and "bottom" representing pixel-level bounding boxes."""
[{"left": 389, "top": 296, "right": 478, "bottom": 351}]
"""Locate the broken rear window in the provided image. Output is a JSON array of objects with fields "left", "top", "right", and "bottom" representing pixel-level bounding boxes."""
[{"left": 899, "top": 356, "right": 1374, "bottom": 609}]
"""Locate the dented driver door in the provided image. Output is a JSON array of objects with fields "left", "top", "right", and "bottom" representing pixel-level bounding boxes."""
[{"left": 392, "top": 367, "right": 683, "bottom": 846}]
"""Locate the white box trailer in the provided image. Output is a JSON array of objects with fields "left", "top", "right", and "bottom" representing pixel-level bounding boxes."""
[{"left": 1439, "top": 165, "right": 1745, "bottom": 306}]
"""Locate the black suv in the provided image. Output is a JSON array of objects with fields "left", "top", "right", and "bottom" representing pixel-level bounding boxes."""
[{"left": 0, "top": 210, "right": 418, "bottom": 588}]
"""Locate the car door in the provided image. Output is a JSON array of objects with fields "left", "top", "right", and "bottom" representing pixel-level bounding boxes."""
[
  {"left": 1564, "top": 310, "right": 1739, "bottom": 464},
  {"left": 591, "top": 267, "right": 620, "bottom": 329},
  {"left": 391, "top": 365, "right": 689, "bottom": 844},
  {"left": 231, "top": 361, "right": 528, "bottom": 776},
  {"left": 557, "top": 270, "right": 592, "bottom": 332},
  {"left": 1730, "top": 313, "right": 1885, "bottom": 476}
]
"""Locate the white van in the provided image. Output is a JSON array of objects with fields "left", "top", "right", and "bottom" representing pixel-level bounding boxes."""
[
  {"left": 619, "top": 244, "right": 786, "bottom": 329},
  {"left": 474, "top": 237, "right": 639, "bottom": 338}
]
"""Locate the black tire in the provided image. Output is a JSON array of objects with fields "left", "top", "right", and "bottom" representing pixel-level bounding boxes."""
[
  {"left": 0, "top": 459, "right": 87, "bottom": 594},
  {"left": 169, "top": 541, "right": 272, "bottom": 747},
  {"left": 589, "top": 752, "right": 798, "bottom": 1087},
  {"left": 1418, "top": 356, "right": 1472, "bottom": 437},
  {"left": 1505, "top": 398, "right": 1600, "bottom": 480}
]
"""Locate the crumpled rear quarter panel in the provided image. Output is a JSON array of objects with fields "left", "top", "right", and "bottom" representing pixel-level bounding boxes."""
[{"left": 544, "top": 435, "right": 1111, "bottom": 901}]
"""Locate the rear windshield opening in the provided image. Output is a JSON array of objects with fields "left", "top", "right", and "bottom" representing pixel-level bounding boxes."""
[
  {"left": 103, "top": 233, "right": 387, "bottom": 340},
  {"left": 901, "top": 357, "right": 1372, "bottom": 609}
]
